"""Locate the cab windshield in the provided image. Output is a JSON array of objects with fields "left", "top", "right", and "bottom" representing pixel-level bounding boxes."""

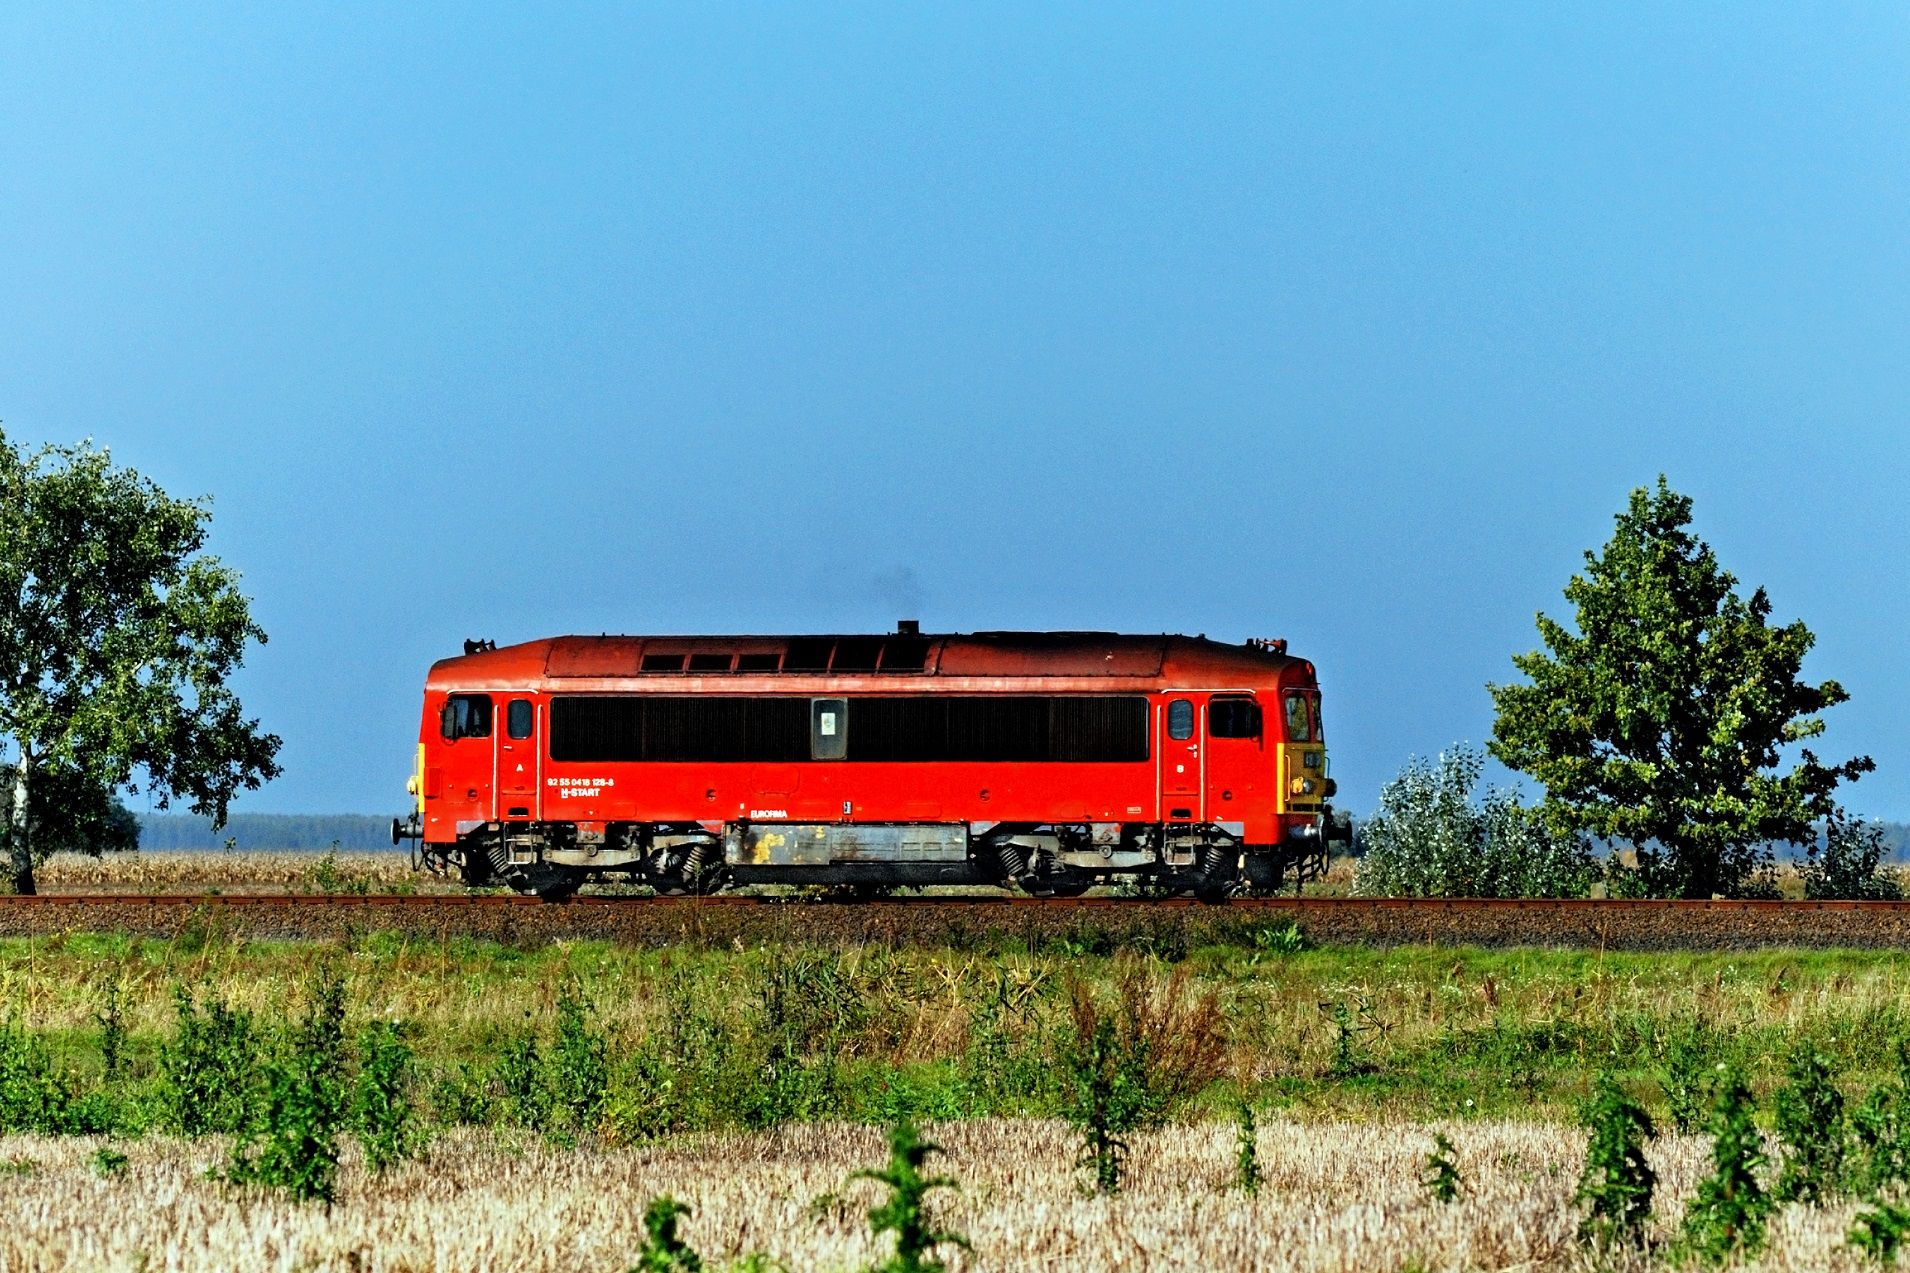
[{"left": 1283, "top": 692, "right": 1315, "bottom": 742}]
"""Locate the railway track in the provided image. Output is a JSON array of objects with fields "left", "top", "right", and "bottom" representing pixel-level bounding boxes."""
[
  {"left": 5, "top": 892, "right": 1910, "bottom": 950},
  {"left": 5, "top": 893, "right": 1910, "bottom": 912}
]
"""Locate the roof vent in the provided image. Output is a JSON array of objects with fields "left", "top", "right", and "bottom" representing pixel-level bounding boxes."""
[{"left": 897, "top": 619, "right": 920, "bottom": 636}]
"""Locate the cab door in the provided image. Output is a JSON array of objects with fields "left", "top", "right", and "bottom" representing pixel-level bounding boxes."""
[
  {"left": 1158, "top": 697, "right": 1201, "bottom": 823},
  {"left": 1203, "top": 694, "right": 1268, "bottom": 832},
  {"left": 497, "top": 697, "right": 539, "bottom": 821}
]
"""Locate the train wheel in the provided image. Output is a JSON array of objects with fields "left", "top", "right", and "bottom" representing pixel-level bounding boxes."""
[
  {"left": 508, "top": 863, "right": 583, "bottom": 901},
  {"left": 646, "top": 839, "right": 724, "bottom": 896},
  {"left": 1017, "top": 851, "right": 1094, "bottom": 898}
]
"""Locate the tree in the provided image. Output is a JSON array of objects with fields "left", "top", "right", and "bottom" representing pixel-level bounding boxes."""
[
  {"left": 1352, "top": 745, "right": 1596, "bottom": 898},
  {"left": 0, "top": 428, "right": 281, "bottom": 894},
  {"left": 0, "top": 760, "right": 139, "bottom": 858},
  {"left": 1802, "top": 815, "right": 1903, "bottom": 901},
  {"left": 1489, "top": 478, "right": 1871, "bottom": 899}
]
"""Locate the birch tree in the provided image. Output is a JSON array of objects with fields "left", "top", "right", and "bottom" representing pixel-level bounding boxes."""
[{"left": 0, "top": 427, "right": 280, "bottom": 893}]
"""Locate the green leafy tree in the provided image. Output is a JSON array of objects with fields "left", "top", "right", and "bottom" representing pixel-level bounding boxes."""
[
  {"left": 0, "top": 428, "right": 281, "bottom": 894},
  {"left": 1490, "top": 478, "right": 1871, "bottom": 899}
]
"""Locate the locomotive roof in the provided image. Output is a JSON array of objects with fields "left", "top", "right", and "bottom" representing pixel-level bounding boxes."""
[{"left": 428, "top": 630, "right": 1306, "bottom": 689}]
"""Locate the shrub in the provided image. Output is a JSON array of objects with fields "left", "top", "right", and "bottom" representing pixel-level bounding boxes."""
[
  {"left": 225, "top": 969, "right": 349, "bottom": 1204},
  {"left": 630, "top": 1196, "right": 704, "bottom": 1272},
  {"left": 161, "top": 985, "right": 257, "bottom": 1136},
  {"left": 1061, "top": 961, "right": 1224, "bottom": 1193},
  {"left": 0, "top": 1019, "right": 72, "bottom": 1133},
  {"left": 1353, "top": 746, "right": 1595, "bottom": 898},
  {"left": 1658, "top": 1019, "right": 1713, "bottom": 1135},
  {"left": 549, "top": 983, "right": 608, "bottom": 1136},
  {"left": 1851, "top": 1201, "right": 1910, "bottom": 1267},
  {"left": 1235, "top": 1099, "right": 1261, "bottom": 1195},
  {"left": 496, "top": 1027, "right": 550, "bottom": 1129},
  {"left": 1773, "top": 1047, "right": 1847, "bottom": 1204},
  {"left": 1680, "top": 1066, "right": 1771, "bottom": 1265},
  {"left": 354, "top": 1019, "right": 422, "bottom": 1174},
  {"left": 1575, "top": 1073, "right": 1656, "bottom": 1249},
  {"left": 853, "top": 1121, "right": 969, "bottom": 1273},
  {"left": 1854, "top": 1084, "right": 1910, "bottom": 1196},
  {"left": 1804, "top": 816, "right": 1904, "bottom": 901},
  {"left": 1422, "top": 1132, "right": 1462, "bottom": 1203}
]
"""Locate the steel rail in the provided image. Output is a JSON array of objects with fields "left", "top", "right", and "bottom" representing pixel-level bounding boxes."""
[{"left": 7, "top": 894, "right": 1910, "bottom": 912}]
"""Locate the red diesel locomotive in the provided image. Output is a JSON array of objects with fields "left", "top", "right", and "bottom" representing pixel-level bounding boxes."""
[{"left": 393, "top": 625, "right": 1346, "bottom": 898}]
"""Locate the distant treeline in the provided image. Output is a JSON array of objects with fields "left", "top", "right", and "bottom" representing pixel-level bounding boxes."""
[{"left": 135, "top": 813, "right": 397, "bottom": 852}]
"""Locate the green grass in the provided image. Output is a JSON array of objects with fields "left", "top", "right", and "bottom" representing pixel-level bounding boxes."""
[{"left": 6, "top": 931, "right": 1910, "bottom": 1136}]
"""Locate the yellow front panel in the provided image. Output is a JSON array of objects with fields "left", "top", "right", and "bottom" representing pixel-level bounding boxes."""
[{"left": 1279, "top": 744, "right": 1327, "bottom": 813}]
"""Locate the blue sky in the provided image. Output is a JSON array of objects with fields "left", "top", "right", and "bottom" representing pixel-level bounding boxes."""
[{"left": 2, "top": 4, "right": 1905, "bottom": 819}]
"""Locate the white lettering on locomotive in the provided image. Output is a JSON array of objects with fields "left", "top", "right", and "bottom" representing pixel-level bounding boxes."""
[{"left": 546, "top": 776, "right": 615, "bottom": 799}]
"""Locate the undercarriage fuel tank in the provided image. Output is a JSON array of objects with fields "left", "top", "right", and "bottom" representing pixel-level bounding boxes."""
[{"left": 728, "top": 823, "right": 968, "bottom": 866}]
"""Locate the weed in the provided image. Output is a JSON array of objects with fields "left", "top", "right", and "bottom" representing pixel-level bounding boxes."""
[
  {"left": 95, "top": 972, "right": 127, "bottom": 1079},
  {"left": 1422, "top": 1132, "right": 1461, "bottom": 1203},
  {"left": 430, "top": 1058, "right": 492, "bottom": 1126},
  {"left": 1658, "top": 1019, "right": 1713, "bottom": 1135},
  {"left": 550, "top": 983, "right": 608, "bottom": 1136},
  {"left": 1323, "top": 998, "right": 1381, "bottom": 1079},
  {"left": 92, "top": 1146, "right": 129, "bottom": 1177},
  {"left": 1234, "top": 1098, "right": 1261, "bottom": 1195},
  {"left": 1575, "top": 1072, "right": 1655, "bottom": 1249},
  {"left": 0, "top": 1017, "right": 73, "bottom": 1133},
  {"left": 496, "top": 1026, "right": 550, "bottom": 1129},
  {"left": 1679, "top": 1065, "right": 1771, "bottom": 1265},
  {"left": 630, "top": 1196, "right": 704, "bottom": 1272},
  {"left": 0, "top": 1155, "right": 38, "bottom": 1176},
  {"left": 1060, "top": 963, "right": 1222, "bottom": 1193},
  {"left": 354, "top": 1019, "right": 422, "bottom": 1173},
  {"left": 853, "top": 1121, "right": 969, "bottom": 1273},
  {"left": 225, "top": 967, "right": 349, "bottom": 1204},
  {"left": 161, "top": 985, "right": 257, "bottom": 1136},
  {"left": 1773, "top": 1046, "right": 1847, "bottom": 1205},
  {"left": 1249, "top": 920, "right": 1309, "bottom": 957},
  {"left": 1851, "top": 1201, "right": 1910, "bottom": 1267},
  {"left": 308, "top": 843, "right": 371, "bottom": 896}
]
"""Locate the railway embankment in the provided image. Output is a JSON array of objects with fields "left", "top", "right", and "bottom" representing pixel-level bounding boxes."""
[{"left": 6, "top": 893, "right": 1910, "bottom": 950}]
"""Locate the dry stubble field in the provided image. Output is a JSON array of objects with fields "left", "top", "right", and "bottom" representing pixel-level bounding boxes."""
[{"left": 0, "top": 1119, "right": 1895, "bottom": 1272}]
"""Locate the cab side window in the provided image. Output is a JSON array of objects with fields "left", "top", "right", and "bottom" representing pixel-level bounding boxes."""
[
  {"left": 1167, "top": 699, "right": 1195, "bottom": 740},
  {"left": 441, "top": 694, "right": 493, "bottom": 740},
  {"left": 1283, "top": 693, "right": 1312, "bottom": 742},
  {"left": 1209, "top": 696, "right": 1262, "bottom": 739}
]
